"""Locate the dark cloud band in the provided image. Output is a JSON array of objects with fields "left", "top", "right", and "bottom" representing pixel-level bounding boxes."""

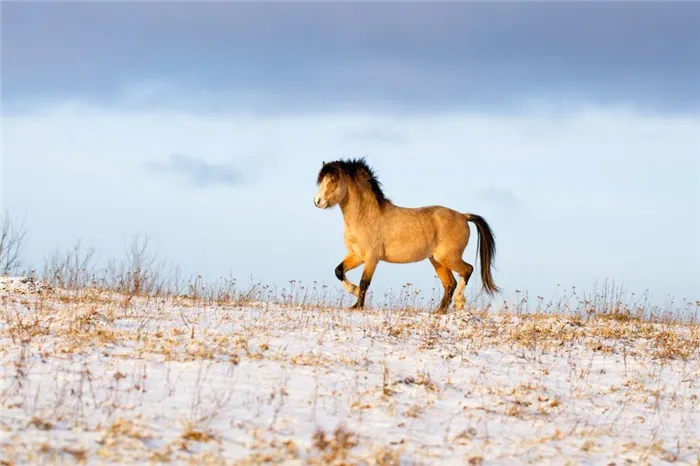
[{"left": 3, "top": 2, "right": 698, "bottom": 114}]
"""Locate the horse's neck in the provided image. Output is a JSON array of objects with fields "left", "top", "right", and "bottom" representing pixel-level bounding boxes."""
[{"left": 340, "top": 186, "right": 381, "bottom": 228}]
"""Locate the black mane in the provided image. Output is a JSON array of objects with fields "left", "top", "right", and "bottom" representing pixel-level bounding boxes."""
[{"left": 317, "top": 157, "right": 389, "bottom": 206}]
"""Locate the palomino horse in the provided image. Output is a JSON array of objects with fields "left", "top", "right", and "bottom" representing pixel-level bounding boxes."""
[{"left": 314, "top": 157, "right": 501, "bottom": 313}]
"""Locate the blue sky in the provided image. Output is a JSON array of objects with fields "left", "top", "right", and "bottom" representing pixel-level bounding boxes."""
[{"left": 2, "top": 1, "right": 699, "bottom": 307}]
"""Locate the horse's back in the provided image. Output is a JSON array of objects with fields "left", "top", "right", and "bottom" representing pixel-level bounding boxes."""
[{"left": 380, "top": 204, "right": 469, "bottom": 262}]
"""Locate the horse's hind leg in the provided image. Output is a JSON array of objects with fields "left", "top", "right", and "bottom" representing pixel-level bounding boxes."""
[
  {"left": 335, "top": 253, "right": 364, "bottom": 297},
  {"left": 429, "top": 257, "right": 457, "bottom": 314},
  {"left": 438, "top": 254, "right": 474, "bottom": 311}
]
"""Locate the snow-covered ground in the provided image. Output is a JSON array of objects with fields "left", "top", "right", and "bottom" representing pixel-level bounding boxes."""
[{"left": 1, "top": 277, "right": 698, "bottom": 465}]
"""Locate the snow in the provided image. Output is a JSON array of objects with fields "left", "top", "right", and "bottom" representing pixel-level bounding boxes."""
[
  {"left": 0, "top": 276, "right": 52, "bottom": 295},
  {"left": 1, "top": 278, "right": 698, "bottom": 465}
]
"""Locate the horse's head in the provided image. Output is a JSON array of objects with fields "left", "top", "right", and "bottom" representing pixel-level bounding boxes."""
[{"left": 315, "top": 161, "right": 348, "bottom": 209}]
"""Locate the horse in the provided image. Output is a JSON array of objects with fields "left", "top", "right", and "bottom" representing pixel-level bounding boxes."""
[{"left": 314, "top": 157, "right": 501, "bottom": 313}]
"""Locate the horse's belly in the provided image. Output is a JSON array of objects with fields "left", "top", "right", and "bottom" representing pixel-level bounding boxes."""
[{"left": 382, "top": 243, "right": 432, "bottom": 264}]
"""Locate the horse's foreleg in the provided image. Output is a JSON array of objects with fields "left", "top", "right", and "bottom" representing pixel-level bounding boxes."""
[
  {"left": 335, "top": 254, "right": 364, "bottom": 297},
  {"left": 350, "top": 257, "right": 378, "bottom": 310}
]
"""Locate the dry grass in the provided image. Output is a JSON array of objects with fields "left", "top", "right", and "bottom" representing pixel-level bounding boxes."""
[{"left": 1, "top": 246, "right": 698, "bottom": 465}]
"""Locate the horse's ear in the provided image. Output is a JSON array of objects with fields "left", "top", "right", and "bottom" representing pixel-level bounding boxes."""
[{"left": 322, "top": 160, "right": 326, "bottom": 165}]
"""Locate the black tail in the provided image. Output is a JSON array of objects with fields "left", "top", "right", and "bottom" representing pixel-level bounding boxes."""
[{"left": 464, "top": 213, "right": 501, "bottom": 296}]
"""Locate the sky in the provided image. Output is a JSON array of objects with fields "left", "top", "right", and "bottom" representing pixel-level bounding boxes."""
[{"left": 2, "top": 1, "right": 699, "bottom": 308}]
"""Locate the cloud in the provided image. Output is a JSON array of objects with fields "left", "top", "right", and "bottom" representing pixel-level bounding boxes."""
[
  {"left": 473, "top": 187, "right": 526, "bottom": 214},
  {"left": 144, "top": 154, "right": 243, "bottom": 188},
  {"left": 3, "top": 2, "right": 698, "bottom": 114}
]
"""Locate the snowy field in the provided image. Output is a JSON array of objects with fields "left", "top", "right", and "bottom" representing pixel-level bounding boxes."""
[{"left": 1, "top": 277, "right": 698, "bottom": 465}]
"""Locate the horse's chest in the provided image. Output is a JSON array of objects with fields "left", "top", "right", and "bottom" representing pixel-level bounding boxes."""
[{"left": 343, "top": 229, "right": 372, "bottom": 256}]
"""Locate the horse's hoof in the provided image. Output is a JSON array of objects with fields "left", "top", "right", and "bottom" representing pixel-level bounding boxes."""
[
  {"left": 343, "top": 283, "right": 360, "bottom": 297},
  {"left": 434, "top": 307, "right": 449, "bottom": 315},
  {"left": 350, "top": 302, "right": 363, "bottom": 310}
]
